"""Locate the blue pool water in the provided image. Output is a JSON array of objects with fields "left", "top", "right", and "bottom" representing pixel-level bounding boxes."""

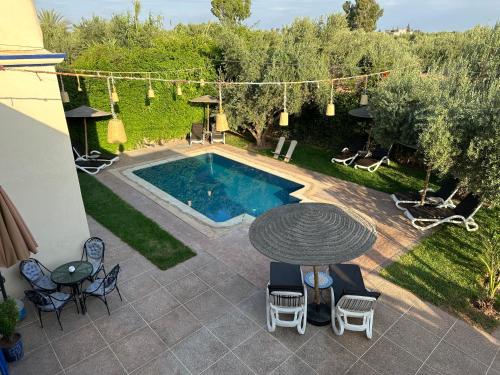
[{"left": 133, "top": 153, "right": 303, "bottom": 222}]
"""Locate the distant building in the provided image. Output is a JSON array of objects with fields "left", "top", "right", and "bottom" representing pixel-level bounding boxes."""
[{"left": 386, "top": 24, "right": 413, "bottom": 36}]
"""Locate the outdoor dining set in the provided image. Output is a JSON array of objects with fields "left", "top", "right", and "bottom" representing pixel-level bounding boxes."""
[{"left": 19, "top": 237, "right": 121, "bottom": 330}]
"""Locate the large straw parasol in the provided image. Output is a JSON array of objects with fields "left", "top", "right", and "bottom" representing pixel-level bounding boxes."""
[
  {"left": 0, "top": 186, "right": 38, "bottom": 300},
  {"left": 249, "top": 203, "right": 376, "bottom": 325},
  {"left": 348, "top": 105, "right": 373, "bottom": 120},
  {"left": 65, "top": 105, "right": 111, "bottom": 157},
  {"left": 189, "top": 95, "right": 219, "bottom": 132}
]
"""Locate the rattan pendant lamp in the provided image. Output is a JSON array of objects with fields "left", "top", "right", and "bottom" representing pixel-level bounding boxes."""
[
  {"left": 111, "top": 75, "right": 119, "bottom": 103},
  {"left": 58, "top": 75, "right": 70, "bottom": 103},
  {"left": 147, "top": 73, "right": 155, "bottom": 99},
  {"left": 215, "top": 82, "right": 229, "bottom": 132},
  {"left": 360, "top": 76, "right": 368, "bottom": 106},
  {"left": 106, "top": 77, "right": 127, "bottom": 144},
  {"left": 326, "top": 80, "right": 335, "bottom": 116},
  {"left": 279, "top": 83, "right": 288, "bottom": 126}
]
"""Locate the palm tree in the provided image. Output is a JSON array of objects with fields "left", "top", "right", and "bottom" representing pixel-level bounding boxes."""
[
  {"left": 37, "top": 9, "right": 69, "bottom": 52},
  {"left": 37, "top": 9, "right": 68, "bottom": 30}
]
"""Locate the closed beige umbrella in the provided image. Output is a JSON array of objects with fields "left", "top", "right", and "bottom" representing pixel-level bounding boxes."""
[{"left": 0, "top": 186, "right": 38, "bottom": 299}]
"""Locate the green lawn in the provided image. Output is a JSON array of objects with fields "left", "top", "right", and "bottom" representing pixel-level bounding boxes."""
[
  {"left": 381, "top": 208, "right": 499, "bottom": 331},
  {"left": 78, "top": 173, "right": 195, "bottom": 269},
  {"left": 226, "top": 133, "right": 437, "bottom": 194}
]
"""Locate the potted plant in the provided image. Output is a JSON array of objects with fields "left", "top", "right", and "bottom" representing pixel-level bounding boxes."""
[{"left": 0, "top": 298, "right": 23, "bottom": 362}]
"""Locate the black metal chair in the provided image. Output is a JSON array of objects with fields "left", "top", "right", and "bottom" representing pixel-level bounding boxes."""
[
  {"left": 19, "top": 259, "right": 57, "bottom": 292},
  {"left": 82, "top": 264, "right": 122, "bottom": 315},
  {"left": 24, "top": 290, "right": 77, "bottom": 330},
  {"left": 82, "top": 237, "right": 105, "bottom": 281}
]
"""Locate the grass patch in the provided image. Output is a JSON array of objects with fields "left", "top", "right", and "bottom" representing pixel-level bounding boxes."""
[
  {"left": 78, "top": 173, "right": 195, "bottom": 270},
  {"left": 226, "top": 134, "right": 436, "bottom": 194},
  {"left": 381, "top": 207, "right": 500, "bottom": 331}
]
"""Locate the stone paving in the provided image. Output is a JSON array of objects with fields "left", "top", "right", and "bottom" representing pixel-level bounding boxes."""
[{"left": 9, "top": 143, "right": 499, "bottom": 375}]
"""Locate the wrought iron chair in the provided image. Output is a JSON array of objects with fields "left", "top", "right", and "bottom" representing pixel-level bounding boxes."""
[
  {"left": 24, "top": 290, "right": 76, "bottom": 330},
  {"left": 329, "top": 264, "right": 380, "bottom": 339},
  {"left": 266, "top": 262, "right": 307, "bottom": 335},
  {"left": 82, "top": 264, "right": 122, "bottom": 315},
  {"left": 82, "top": 237, "right": 105, "bottom": 281},
  {"left": 19, "top": 259, "right": 57, "bottom": 292}
]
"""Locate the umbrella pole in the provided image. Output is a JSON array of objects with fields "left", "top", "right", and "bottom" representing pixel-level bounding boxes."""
[
  {"left": 313, "top": 266, "right": 320, "bottom": 305},
  {"left": 0, "top": 271, "right": 7, "bottom": 301},
  {"left": 205, "top": 105, "right": 210, "bottom": 132},
  {"left": 84, "top": 118, "right": 89, "bottom": 157}
]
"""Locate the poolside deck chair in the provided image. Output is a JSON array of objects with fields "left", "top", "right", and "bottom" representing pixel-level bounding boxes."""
[
  {"left": 391, "top": 179, "right": 459, "bottom": 210},
  {"left": 75, "top": 159, "right": 109, "bottom": 175},
  {"left": 73, "top": 147, "right": 119, "bottom": 165},
  {"left": 209, "top": 128, "right": 225, "bottom": 144},
  {"left": 329, "top": 264, "right": 380, "bottom": 339},
  {"left": 281, "top": 140, "right": 298, "bottom": 163},
  {"left": 266, "top": 262, "right": 307, "bottom": 335},
  {"left": 354, "top": 144, "right": 392, "bottom": 172},
  {"left": 272, "top": 137, "right": 286, "bottom": 159},
  {"left": 403, "top": 193, "right": 482, "bottom": 232},
  {"left": 189, "top": 123, "right": 205, "bottom": 146},
  {"left": 331, "top": 138, "right": 369, "bottom": 166}
]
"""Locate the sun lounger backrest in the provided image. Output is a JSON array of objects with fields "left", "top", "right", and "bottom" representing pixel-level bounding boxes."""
[
  {"left": 191, "top": 123, "right": 204, "bottom": 138},
  {"left": 435, "top": 179, "right": 459, "bottom": 200},
  {"left": 273, "top": 137, "right": 285, "bottom": 155},
  {"left": 454, "top": 194, "right": 481, "bottom": 218},
  {"left": 284, "top": 140, "right": 298, "bottom": 161},
  {"left": 371, "top": 144, "right": 392, "bottom": 160}
]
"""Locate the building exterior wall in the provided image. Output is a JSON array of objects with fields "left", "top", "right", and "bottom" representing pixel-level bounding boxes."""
[{"left": 0, "top": 0, "right": 90, "bottom": 297}]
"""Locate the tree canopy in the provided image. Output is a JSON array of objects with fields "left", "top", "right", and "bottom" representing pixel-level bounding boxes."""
[
  {"left": 343, "top": 0, "right": 383, "bottom": 32},
  {"left": 211, "top": 0, "right": 251, "bottom": 25}
]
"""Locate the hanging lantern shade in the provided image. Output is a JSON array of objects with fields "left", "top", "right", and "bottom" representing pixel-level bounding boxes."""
[
  {"left": 360, "top": 94, "right": 368, "bottom": 106},
  {"left": 176, "top": 83, "right": 183, "bottom": 96},
  {"left": 107, "top": 118, "right": 127, "bottom": 144},
  {"left": 279, "top": 111, "right": 289, "bottom": 127},
  {"left": 76, "top": 75, "right": 83, "bottom": 92},
  {"left": 215, "top": 113, "right": 229, "bottom": 132},
  {"left": 60, "top": 90, "right": 70, "bottom": 103},
  {"left": 326, "top": 103, "right": 335, "bottom": 116},
  {"left": 111, "top": 88, "right": 119, "bottom": 103},
  {"left": 147, "top": 88, "right": 155, "bottom": 99},
  {"left": 200, "top": 78, "right": 205, "bottom": 87}
]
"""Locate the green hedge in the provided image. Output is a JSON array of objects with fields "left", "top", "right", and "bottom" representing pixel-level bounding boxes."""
[{"left": 63, "top": 34, "right": 218, "bottom": 153}]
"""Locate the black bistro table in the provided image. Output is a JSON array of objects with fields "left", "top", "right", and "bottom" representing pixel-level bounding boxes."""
[
  {"left": 249, "top": 203, "right": 377, "bottom": 326},
  {"left": 51, "top": 261, "right": 93, "bottom": 314}
]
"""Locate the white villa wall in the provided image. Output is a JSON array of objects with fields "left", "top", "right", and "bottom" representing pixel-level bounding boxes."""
[{"left": 0, "top": 0, "right": 90, "bottom": 297}]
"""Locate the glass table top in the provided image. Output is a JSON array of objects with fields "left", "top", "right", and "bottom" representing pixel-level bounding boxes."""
[{"left": 51, "top": 261, "right": 92, "bottom": 285}]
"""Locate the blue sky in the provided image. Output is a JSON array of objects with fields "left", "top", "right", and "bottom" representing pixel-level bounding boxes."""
[{"left": 35, "top": 0, "right": 499, "bottom": 32}]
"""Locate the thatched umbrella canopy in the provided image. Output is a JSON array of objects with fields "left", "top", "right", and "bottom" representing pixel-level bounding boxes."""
[
  {"left": 348, "top": 106, "right": 373, "bottom": 120},
  {"left": 65, "top": 106, "right": 111, "bottom": 157},
  {"left": 249, "top": 203, "right": 376, "bottom": 325},
  {"left": 189, "top": 95, "right": 219, "bottom": 131}
]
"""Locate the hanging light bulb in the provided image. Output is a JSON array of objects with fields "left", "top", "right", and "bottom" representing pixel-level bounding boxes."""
[
  {"left": 106, "top": 77, "right": 127, "bottom": 144},
  {"left": 360, "top": 76, "right": 368, "bottom": 106},
  {"left": 76, "top": 75, "right": 83, "bottom": 92},
  {"left": 59, "top": 75, "right": 70, "bottom": 103},
  {"left": 279, "top": 83, "right": 288, "bottom": 126},
  {"left": 326, "top": 80, "right": 335, "bottom": 117},
  {"left": 215, "top": 82, "right": 229, "bottom": 132},
  {"left": 176, "top": 82, "right": 183, "bottom": 96},
  {"left": 111, "top": 76, "right": 119, "bottom": 103},
  {"left": 147, "top": 73, "right": 155, "bottom": 99}
]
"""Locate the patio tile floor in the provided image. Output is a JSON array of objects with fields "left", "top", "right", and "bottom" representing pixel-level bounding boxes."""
[{"left": 9, "top": 144, "right": 498, "bottom": 375}]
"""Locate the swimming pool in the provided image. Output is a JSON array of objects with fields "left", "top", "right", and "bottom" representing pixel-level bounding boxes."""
[{"left": 131, "top": 153, "right": 304, "bottom": 223}]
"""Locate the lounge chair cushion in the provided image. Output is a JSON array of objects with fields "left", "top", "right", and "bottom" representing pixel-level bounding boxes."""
[
  {"left": 341, "top": 289, "right": 380, "bottom": 301},
  {"left": 269, "top": 262, "right": 303, "bottom": 294},
  {"left": 406, "top": 205, "right": 455, "bottom": 220},
  {"left": 329, "top": 264, "right": 366, "bottom": 305},
  {"left": 355, "top": 158, "right": 380, "bottom": 167},
  {"left": 34, "top": 276, "right": 57, "bottom": 291},
  {"left": 75, "top": 159, "right": 108, "bottom": 168},
  {"left": 332, "top": 150, "right": 358, "bottom": 160}
]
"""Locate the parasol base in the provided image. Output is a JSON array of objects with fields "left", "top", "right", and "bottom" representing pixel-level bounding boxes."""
[{"left": 307, "top": 303, "right": 331, "bottom": 326}]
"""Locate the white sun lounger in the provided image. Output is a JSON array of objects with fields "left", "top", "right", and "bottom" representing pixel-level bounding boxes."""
[
  {"left": 282, "top": 140, "right": 298, "bottom": 163},
  {"left": 272, "top": 137, "right": 286, "bottom": 159}
]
